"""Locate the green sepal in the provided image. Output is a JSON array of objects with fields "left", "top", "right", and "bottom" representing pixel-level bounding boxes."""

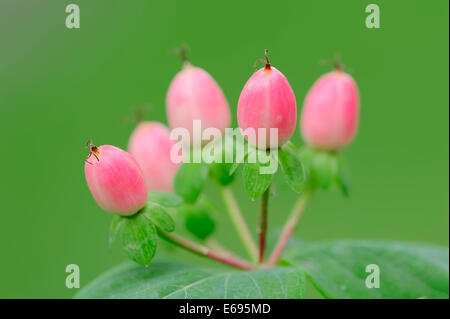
[
  {"left": 143, "top": 203, "right": 175, "bottom": 232},
  {"left": 313, "top": 151, "right": 337, "bottom": 189},
  {"left": 147, "top": 191, "right": 184, "bottom": 208},
  {"left": 299, "top": 146, "right": 350, "bottom": 196},
  {"left": 174, "top": 162, "right": 209, "bottom": 203},
  {"left": 112, "top": 212, "right": 158, "bottom": 266},
  {"left": 109, "top": 215, "right": 125, "bottom": 246},
  {"left": 278, "top": 141, "right": 306, "bottom": 193},
  {"left": 179, "top": 196, "right": 216, "bottom": 240},
  {"left": 209, "top": 162, "right": 235, "bottom": 186},
  {"left": 335, "top": 157, "right": 351, "bottom": 197},
  {"left": 242, "top": 148, "right": 275, "bottom": 200},
  {"left": 212, "top": 130, "right": 247, "bottom": 178}
]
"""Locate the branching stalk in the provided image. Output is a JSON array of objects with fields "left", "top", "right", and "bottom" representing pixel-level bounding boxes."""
[
  {"left": 205, "top": 238, "right": 246, "bottom": 262},
  {"left": 258, "top": 185, "right": 271, "bottom": 263},
  {"left": 267, "top": 190, "right": 313, "bottom": 266},
  {"left": 219, "top": 186, "right": 259, "bottom": 263},
  {"left": 160, "top": 230, "right": 254, "bottom": 270}
]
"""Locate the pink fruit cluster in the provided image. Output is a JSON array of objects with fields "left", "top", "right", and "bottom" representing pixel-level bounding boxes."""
[
  {"left": 237, "top": 51, "right": 359, "bottom": 151},
  {"left": 84, "top": 49, "right": 359, "bottom": 216},
  {"left": 84, "top": 52, "right": 231, "bottom": 215}
]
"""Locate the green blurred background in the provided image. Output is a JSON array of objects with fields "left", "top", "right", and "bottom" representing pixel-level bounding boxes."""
[{"left": 0, "top": 0, "right": 448, "bottom": 298}]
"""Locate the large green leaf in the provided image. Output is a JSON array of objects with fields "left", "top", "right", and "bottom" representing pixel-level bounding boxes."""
[
  {"left": 284, "top": 240, "right": 449, "bottom": 299},
  {"left": 75, "top": 261, "right": 306, "bottom": 299}
]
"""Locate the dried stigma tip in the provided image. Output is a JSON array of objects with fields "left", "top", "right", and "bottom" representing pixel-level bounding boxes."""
[
  {"left": 320, "top": 54, "right": 345, "bottom": 72},
  {"left": 253, "top": 49, "right": 271, "bottom": 70},
  {"left": 173, "top": 45, "right": 189, "bottom": 65},
  {"left": 264, "top": 49, "right": 270, "bottom": 68}
]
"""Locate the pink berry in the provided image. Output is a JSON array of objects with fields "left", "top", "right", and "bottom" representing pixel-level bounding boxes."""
[
  {"left": 166, "top": 57, "right": 230, "bottom": 139},
  {"left": 237, "top": 50, "right": 297, "bottom": 149},
  {"left": 84, "top": 142, "right": 148, "bottom": 216},
  {"left": 128, "top": 122, "right": 180, "bottom": 192},
  {"left": 300, "top": 68, "right": 360, "bottom": 151}
]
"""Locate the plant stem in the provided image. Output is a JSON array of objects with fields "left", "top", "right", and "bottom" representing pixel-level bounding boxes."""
[
  {"left": 258, "top": 185, "right": 270, "bottom": 263},
  {"left": 267, "top": 190, "right": 313, "bottom": 266},
  {"left": 205, "top": 238, "right": 228, "bottom": 254},
  {"left": 205, "top": 238, "right": 247, "bottom": 262},
  {"left": 160, "top": 230, "right": 254, "bottom": 270},
  {"left": 219, "top": 186, "right": 259, "bottom": 264}
]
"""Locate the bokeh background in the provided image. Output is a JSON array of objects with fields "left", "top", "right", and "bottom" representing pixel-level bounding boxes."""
[{"left": 0, "top": 0, "right": 448, "bottom": 298}]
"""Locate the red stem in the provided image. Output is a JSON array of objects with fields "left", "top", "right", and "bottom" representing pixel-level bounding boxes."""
[
  {"left": 161, "top": 230, "right": 254, "bottom": 270},
  {"left": 258, "top": 185, "right": 270, "bottom": 263}
]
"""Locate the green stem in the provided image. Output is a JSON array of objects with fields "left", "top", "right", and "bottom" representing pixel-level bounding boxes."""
[
  {"left": 258, "top": 185, "right": 270, "bottom": 263},
  {"left": 267, "top": 190, "right": 313, "bottom": 266},
  {"left": 160, "top": 230, "right": 254, "bottom": 270},
  {"left": 219, "top": 186, "right": 259, "bottom": 264}
]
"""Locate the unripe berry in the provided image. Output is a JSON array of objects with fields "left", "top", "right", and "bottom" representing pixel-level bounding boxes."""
[
  {"left": 300, "top": 68, "right": 359, "bottom": 151},
  {"left": 128, "top": 122, "right": 180, "bottom": 192},
  {"left": 84, "top": 142, "right": 147, "bottom": 216},
  {"left": 166, "top": 54, "right": 230, "bottom": 140},
  {"left": 237, "top": 50, "right": 297, "bottom": 149}
]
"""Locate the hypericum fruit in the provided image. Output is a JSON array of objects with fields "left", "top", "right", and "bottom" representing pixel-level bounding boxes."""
[
  {"left": 237, "top": 49, "right": 297, "bottom": 149},
  {"left": 166, "top": 50, "right": 230, "bottom": 141},
  {"left": 300, "top": 65, "right": 359, "bottom": 151},
  {"left": 84, "top": 141, "right": 147, "bottom": 216},
  {"left": 128, "top": 121, "right": 180, "bottom": 192}
]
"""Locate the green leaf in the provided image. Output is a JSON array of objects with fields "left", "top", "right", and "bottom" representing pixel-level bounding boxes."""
[
  {"left": 225, "top": 128, "right": 247, "bottom": 175},
  {"left": 228, "top": 144, "right": 248, "bottom": 176},
  {"left": 209, "top": 162, "right": 235, "bottom": 186},
  {"left": 312, "top": 151, "right": 337, "bottom": 189},
  {"left": 174, "top": 162, "right": 209, "bottom": 203},
  {"left": 75, "top": 261, "right": 306, "bottom": 299},
  {"left": 242, "top": 150, "right": 274, "bottom": 200},
  {"left": 299, "top": 146, "right": 349, "bottom": 194},
  {"left": 335, "top": 157, "right": 351, "bottom": 196},
  {"left": 144, "top": 204, "right": 175, "bottom": 232},
  {"left": 109, "top": 215, "right": 125, "bottom": 245},
  {"left": 207, "top": 133, "right": 240, "bottom": 186},
  {"left": 180, "top": 197, "right": 216, "bottom": 240},
  {"left": 119, "top": 213, "right": 158, "bottom": 266},
  {"left": 278, "top": 142, "right": 306, "bottom": 193},
  {"left": 147, "top": 191, "right": 184, "bottom": 208},
  {"left": 228, "top": 161, "right": 241, "bottom": 176},
  {"left": 284, "top": 240, "right": 449, "bottom": 299}
]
